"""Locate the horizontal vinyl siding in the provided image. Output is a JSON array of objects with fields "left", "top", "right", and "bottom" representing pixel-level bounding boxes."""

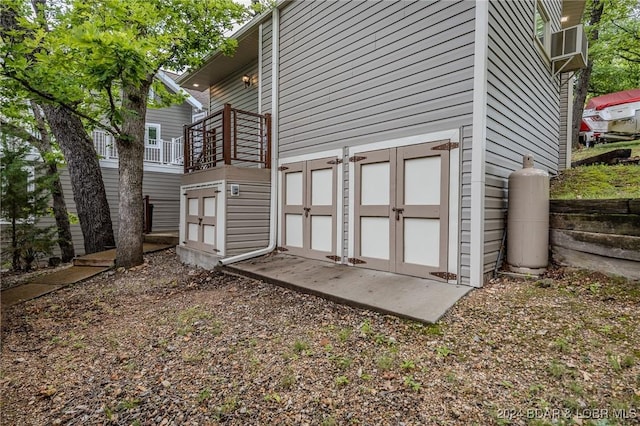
[
  {"left": 485, "top": 0, "right": 562, "bottom": 274},
  {"left": 210, "top": 61, "right": 259, "bottom": 113},
  {"left": 459, "top": 125, "right": 473, "bottom": 285},
  {"left": 278, "top": 0, "right": 475, "bottom": 157},
  {"left": 225, "top": 181, "right": 271, "bottom": 255},
  {"left": 142, "top": 171, "right": 181, "bottom": 232},
  {"left": 261, "top": 20, "right": 273, "bottom": 115},
  {"left": 146, "top": 102, "right": 193, "bottom": 140}
]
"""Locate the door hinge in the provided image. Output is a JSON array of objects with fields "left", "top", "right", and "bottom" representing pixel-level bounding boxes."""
[
  {"left": 326, "top": 255, "right": 341, "bottom": 261},
  {"left": 276, "top": 246, "right": 289, "bottom": 252},
  {"left": 349, "top": 156, "right": 367, "bottom": 163},
  {"left": 432, "top": 142, "right": 459, "bottom": 151},
  {"left": 278, "top": 166, "right": 289, "bottom": 171},
  {"left": 430, "top": 271, "right": 457, "bottom": 280},
  {"left": 348, "top": 257, "right": 366, "bottom": 264},
  {"left": 327, "top": 159, "right": 342, "bottom": 165}
]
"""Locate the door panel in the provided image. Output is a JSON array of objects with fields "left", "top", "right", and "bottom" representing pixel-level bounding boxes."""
[
  {"left": 395, "top": 142, "right": 449, "bottom": 277},
  {"left": 184, "top": 188, "right": 218, "bottom": 253},
  {"left": 354, "top": 149, "right": 395, "bottom": 270},
  {"left": 353, "top": 141, "right": 450, "bottom": 280},
  {"left": 281, "top": 158, "right": 338, "bottom": 260}
]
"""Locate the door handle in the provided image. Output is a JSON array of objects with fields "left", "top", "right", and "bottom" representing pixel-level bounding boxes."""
[
  {"left": 391, "top": 207, "right": 404, "bottom": 221},
  {"left": 303, "top": 207, "right": 311, "bottom": 218}
]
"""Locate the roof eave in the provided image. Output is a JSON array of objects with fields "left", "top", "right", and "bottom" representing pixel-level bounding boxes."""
[
  {"left": 177, "top": 3, "right": 288, "bottom": 90},
  {"left": 562, "top": 0, "right": 586, "bottom": 28}
]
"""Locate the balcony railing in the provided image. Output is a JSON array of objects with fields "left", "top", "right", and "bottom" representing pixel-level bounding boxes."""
[
  {"left": 92, "top": 130, "right": 184, "bottom": 166},
  {"left": 184, "top": 103, "right": 271, "bottom": 172}
]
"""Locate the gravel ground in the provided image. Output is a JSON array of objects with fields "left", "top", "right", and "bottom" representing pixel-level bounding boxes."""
[{"left": 1, "top": 249, "right": 639, "bottom": 425}]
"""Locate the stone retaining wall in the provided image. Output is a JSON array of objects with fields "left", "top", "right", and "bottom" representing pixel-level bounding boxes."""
[{"left": 550, "top": 199, "right": 640, "bottom": 280}]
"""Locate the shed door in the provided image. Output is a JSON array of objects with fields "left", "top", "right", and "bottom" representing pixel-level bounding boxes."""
[
  {"left": 353, "top": 141, "right": 449, "bottom": 280},
  {"left": 185, "top": 188, "right": 217, "bottom": 253},
  {"left": 281, "top": 158, "right": 338, "bottom": 261}
]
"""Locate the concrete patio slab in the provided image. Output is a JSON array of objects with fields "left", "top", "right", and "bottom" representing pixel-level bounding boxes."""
[{"left": 224, "top": 254, "right": 473, "bottom": 324}]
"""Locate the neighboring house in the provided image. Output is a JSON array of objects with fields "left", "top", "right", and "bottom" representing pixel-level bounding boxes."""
[
  {"left": 57, "top": 71, "right": 208, "bottom": 256},
  {"left": 175, "top": 0, "right": 586, "bottom": 287}
]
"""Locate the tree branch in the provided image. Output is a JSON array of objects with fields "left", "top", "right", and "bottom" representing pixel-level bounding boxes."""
[
  {"left": 1, "top": 71, "right": 117, "bottom": 134},
  {"left": 105, "top": 82, "right": 122, "bottom": 134}
]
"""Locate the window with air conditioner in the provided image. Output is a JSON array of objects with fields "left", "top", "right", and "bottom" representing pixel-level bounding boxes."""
[{"left": 550, "top": 25, "right": 588, "bottom": 74}]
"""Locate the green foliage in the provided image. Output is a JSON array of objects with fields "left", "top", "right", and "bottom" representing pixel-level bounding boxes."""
[
  {"left": 550, "top": 163, "right": 640, "bottom": 199},
  {"left": 586, "top": 0, "right": 640, "bottom": 96},
  {"left": 435, "top": 345, "right": 453, "bottom": 358},
  {"left": 0, "top": 136, "right": 56, "bottom": 270},
  {"left": 1, "top": 0, "right": 253, "bottom": 132},
  {"left": 334, "top": 375, "right": 349, "bottom": 387},
  {"left": 403, "top": 375, "right": 422, "bottom": 392}
]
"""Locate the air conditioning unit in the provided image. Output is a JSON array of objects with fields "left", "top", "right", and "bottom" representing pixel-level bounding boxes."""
[{"left": 550, "top": 24, "right": 588, "bottom": 74}]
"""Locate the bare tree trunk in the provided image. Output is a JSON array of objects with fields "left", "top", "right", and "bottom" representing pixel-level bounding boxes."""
[
  {"left": 115, "top": 83, "right": 149, "bottom": 268},
  {"left": 571, "top": 0, "right": 605, "bottom": 150},
  {"left": 30, "top": 102, "right": 75, "bottom": 262},
  {"left": 42, "top": 105, "right": 116, "bottom": 254}
]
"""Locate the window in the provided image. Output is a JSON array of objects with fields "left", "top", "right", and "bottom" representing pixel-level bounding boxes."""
[
  {"left": 535, "top": 0, "right": 551, "bottom": 56},
  {"left": 145, "top": 124, "right": 161, "bottom": 145}
]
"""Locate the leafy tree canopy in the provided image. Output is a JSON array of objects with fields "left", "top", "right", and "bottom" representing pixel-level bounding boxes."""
[
  {"left": 585, "top": 0, "right": 640, "bottom": 97},
  {"left": 1, "top": 0, "right": 254, "bottom": 134}
]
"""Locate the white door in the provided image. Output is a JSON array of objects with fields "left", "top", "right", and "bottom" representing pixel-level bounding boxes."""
[
  {"left": 184, "top": 188, "right": 218, "bottom": 253},
  {"left": 353, "top": 141, "right": 450, "bottom": 280},
  {"left": 281, "top": 158, "right": 338, "bottom": 261}
]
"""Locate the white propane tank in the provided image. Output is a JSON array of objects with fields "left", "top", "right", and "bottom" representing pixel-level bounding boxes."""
[{"left": 506, "top": 154, "right": 550, "bottom": 274}]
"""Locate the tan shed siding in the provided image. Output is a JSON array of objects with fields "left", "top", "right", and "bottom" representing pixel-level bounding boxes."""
[
  {"left": 225, "top": 181, "right": 271, "bottom": 255},
  {"left": 146, "top": 102, "right": 193, "bottom": 140},
  {"left": 459, "top": 125, "right": 473, "bottom": 285},
  {"left": 261, "top": 19, "right": 273, "bottom": 115},
  {"left": 558, "top": 73, "right": 571, "bottom": 170},
  {"left": 485, "top": 0, "right": 562, "bottom": 274},
  {"left": 278, "top": 0, "right": 475, "bottom": 157},
  {"left": 209, "top": 61, "right": 259, "bottom": 113}
]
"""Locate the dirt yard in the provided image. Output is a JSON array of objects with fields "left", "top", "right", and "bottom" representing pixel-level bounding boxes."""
[{"left": 1, "top": 249, "right": 638, "bottom": 425}]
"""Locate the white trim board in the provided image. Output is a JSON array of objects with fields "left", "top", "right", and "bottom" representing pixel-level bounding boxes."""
[
  {"left": 348, "top": 129, "right": 460, "bottom": 155},
  {"left": 470, "top": 1, "right": 489, "bottom": 288},
  {"left": 98, "top": 159, "right": 184, "bottom": 174},
  {"left": 278, "top": 149, "right": 344, "bottom": 166},
  {"left": 157, "top": 70, "right": 204, "bottom": 111}
]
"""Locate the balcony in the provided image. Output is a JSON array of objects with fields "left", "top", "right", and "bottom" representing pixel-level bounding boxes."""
[
  {"left": 92, "top": 130, "right": 184, "bottom": 166},
  {"left": 184, "top": 104, "right": 272, "bottom": 172}
]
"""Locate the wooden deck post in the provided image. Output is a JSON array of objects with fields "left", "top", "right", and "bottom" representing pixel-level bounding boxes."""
[
  {"left": 183, "top": 124, "right": 189, "bottom": 173},
  {"left": 223, "top": 103, "right": 232, "bottom": 165},
  {"left": 264, "top": 113, "right": 272, "bottom": 169}
]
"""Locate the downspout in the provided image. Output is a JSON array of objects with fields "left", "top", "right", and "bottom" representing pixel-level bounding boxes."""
[{"left": 220, "top": 6, "right": 280, "bottom": 266}]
